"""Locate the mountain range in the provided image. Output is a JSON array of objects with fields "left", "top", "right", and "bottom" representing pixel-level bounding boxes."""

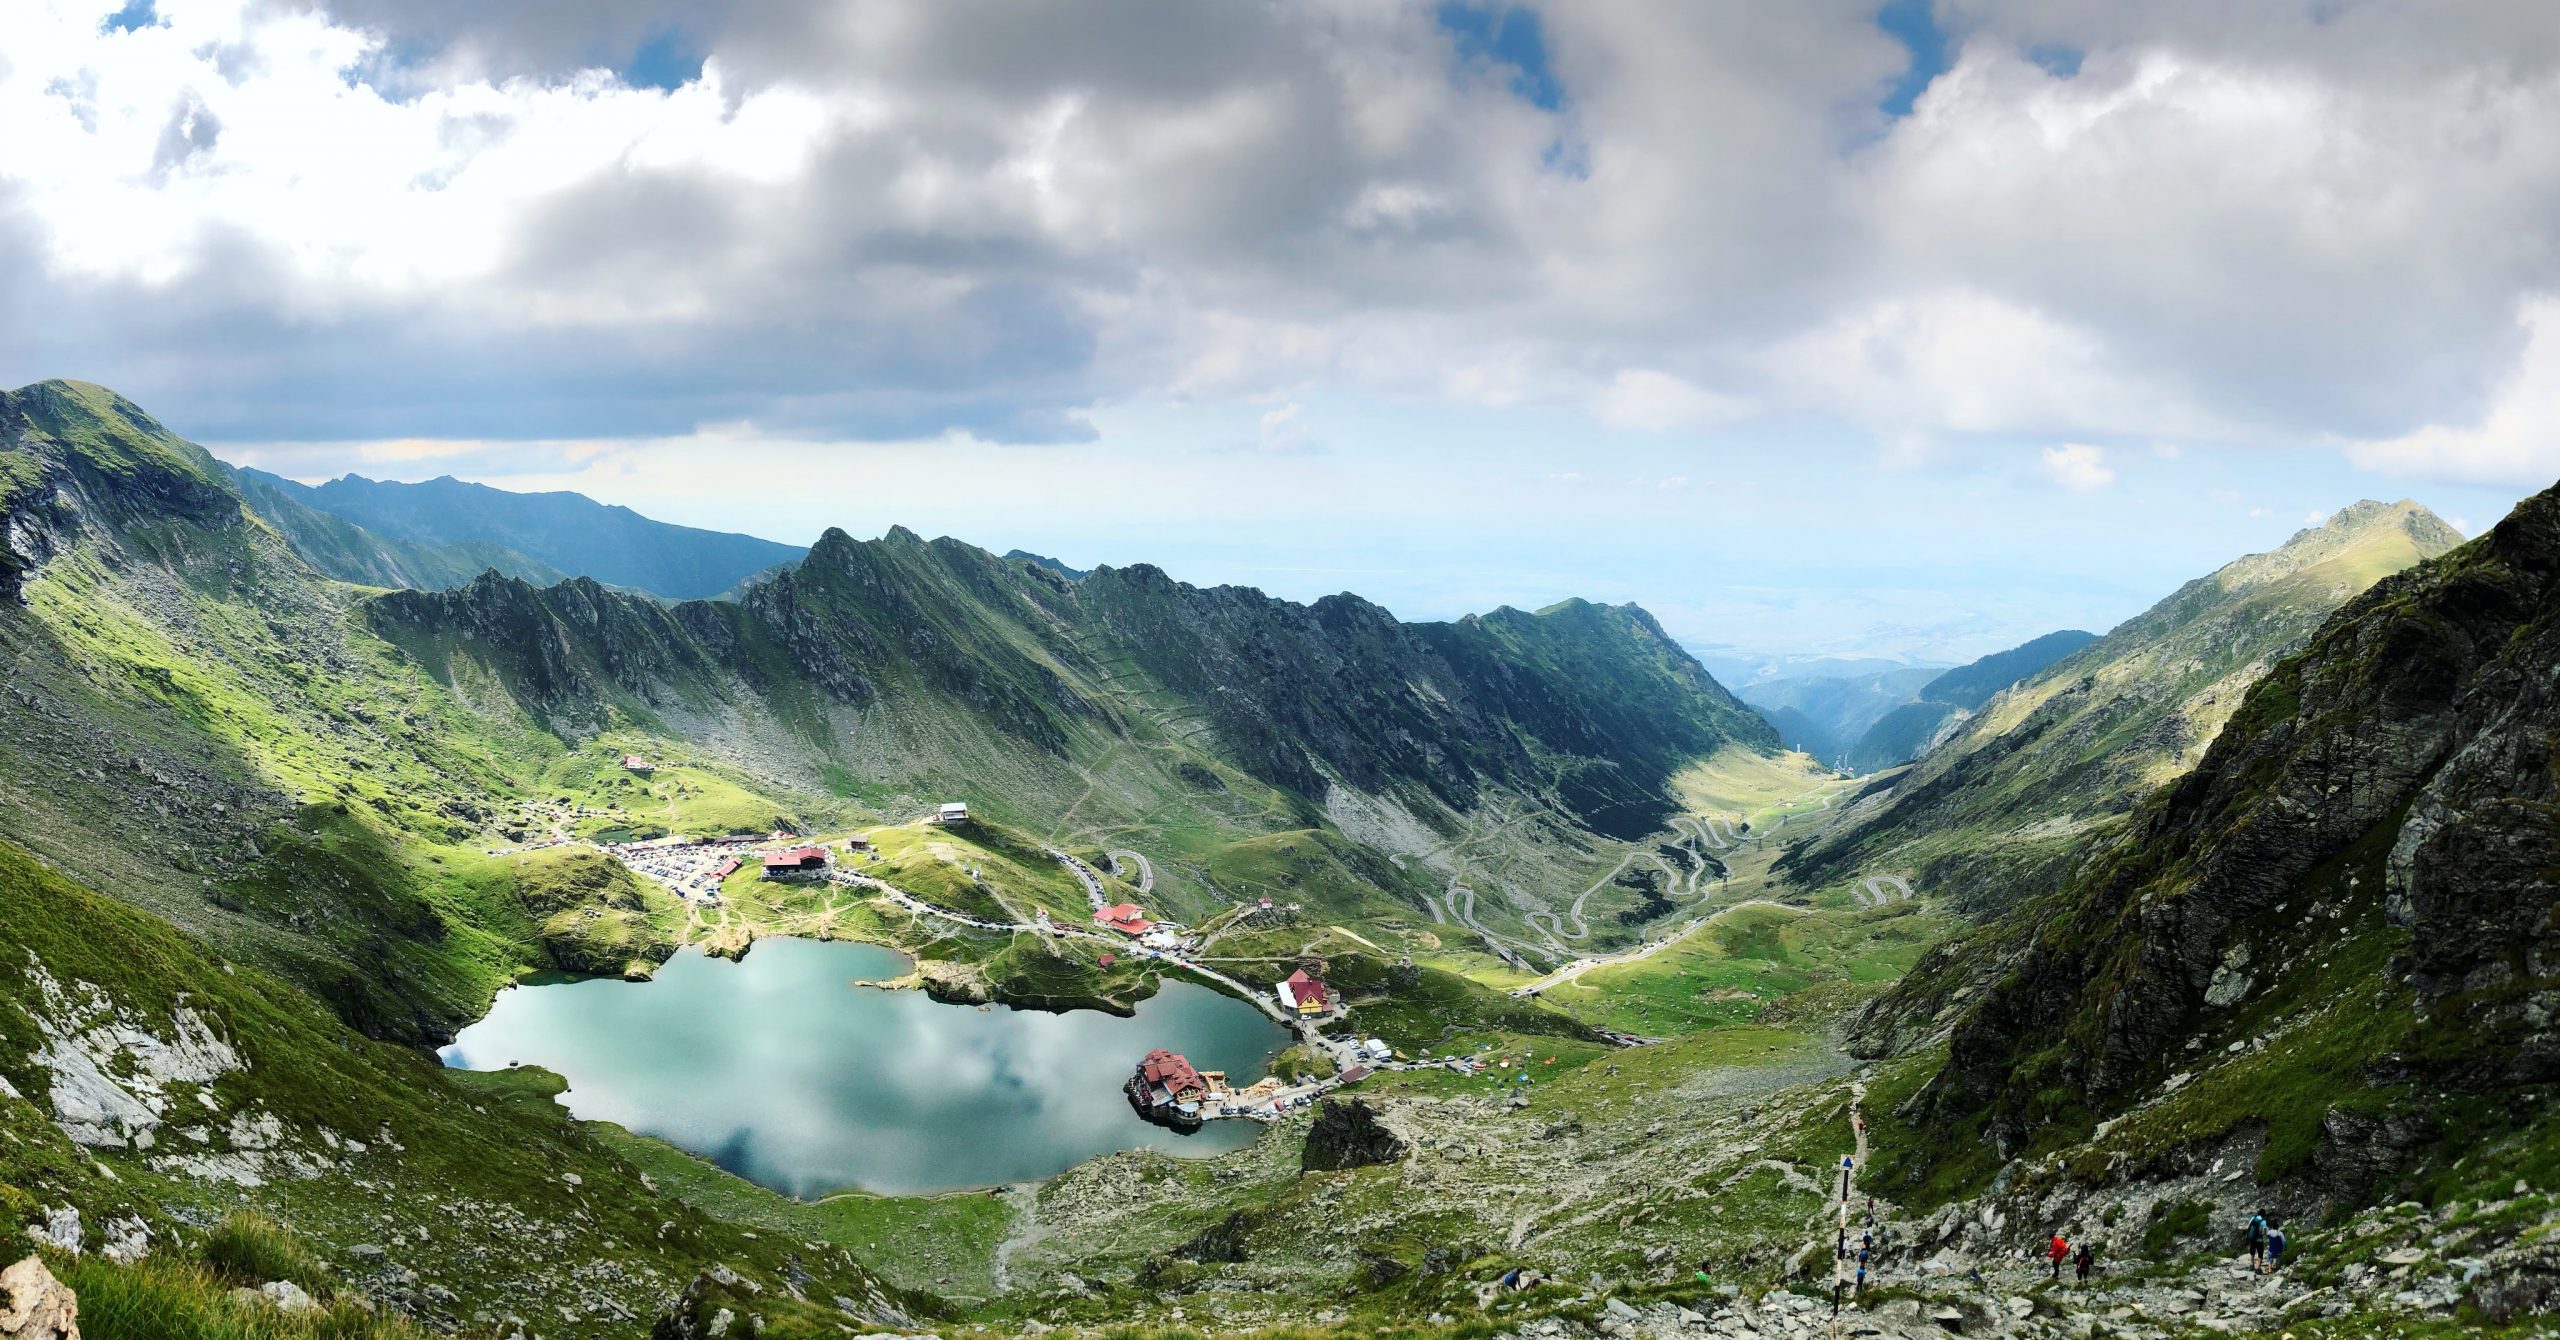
[
  {"left": 5, "top": 376, "right": 2554, "bottom": 1338},
  {"left": 236, "top": 468, "right": 808, "bottom": 600}
]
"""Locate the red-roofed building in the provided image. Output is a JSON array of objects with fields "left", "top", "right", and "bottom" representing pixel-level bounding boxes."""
[
  {"left": 760, "top": 846, "right": 828, "bottom": 879},
  {"left": 1278, "top": 969, "right": 1330, "bottom": 1017},
  {"left": 1094, "top": 902, "right": 1152, "bottom": 935},
  {"left": 1127, "top": 1048, "right": 1208, "bottom": 1124},
  {"left": 1097, "top": 953, "right": 1116, "bottom": 968},
  {"left": 622, "top": 754, "right": 654, "bottom": 773},
  {"left": 710, "top": 857, "right": 741, "bottom": 880}
]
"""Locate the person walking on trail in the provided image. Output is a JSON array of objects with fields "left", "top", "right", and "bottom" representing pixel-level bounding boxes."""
[
  {"left": 1693, "top": 1261, "right": 1712, "bottom": 1289},
  {"left": 2047, "top": 1232, "right": 2069, "bottom": 1282},
  {"left": 2266, "top": 1226, "right": 2287, "bottom": 1271},
  {"left": 2246, "top": 1212, "right": 2268, "bottom": 1271},
  {"left": 2074, "top": 1241, "right": 2095, "bottom": 1283}
]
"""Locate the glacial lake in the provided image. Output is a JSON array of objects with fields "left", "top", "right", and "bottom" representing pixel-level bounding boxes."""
[{"left": 438, "top": 937, "right": 1289, "bottom": 1197}]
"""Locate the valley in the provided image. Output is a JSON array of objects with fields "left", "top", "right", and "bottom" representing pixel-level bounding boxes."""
[{"left": 4, "top": 378, "right": 2559, "bottom": 1340}]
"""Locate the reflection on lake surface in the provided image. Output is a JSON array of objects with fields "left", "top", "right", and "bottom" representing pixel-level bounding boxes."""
[{"left": 439, "top": 937, "right": 1289, "bottom": 1196}]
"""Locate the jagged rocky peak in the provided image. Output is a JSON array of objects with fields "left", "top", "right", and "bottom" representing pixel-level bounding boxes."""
[{"left": 2215, "top": 497, "right": 2462, "bottom": 591}]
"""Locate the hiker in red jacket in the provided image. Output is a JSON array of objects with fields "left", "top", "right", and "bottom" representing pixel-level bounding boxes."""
[{"left": 2047, "top": 1232, "right": 2069, "bottom": 1282}]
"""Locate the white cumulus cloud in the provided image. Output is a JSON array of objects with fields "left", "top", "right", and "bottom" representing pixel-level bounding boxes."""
[{"left": 2039, "top": 443, "right": 2115, "bottom": 491}]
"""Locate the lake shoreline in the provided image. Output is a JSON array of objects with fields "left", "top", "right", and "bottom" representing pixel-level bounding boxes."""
[{"left": 439, "top": 935, "right": 1289, "bottom": 1198}]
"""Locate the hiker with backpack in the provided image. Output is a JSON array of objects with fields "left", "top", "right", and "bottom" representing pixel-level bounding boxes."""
[
  {"left": 2074, "top": 1241, "right": 2095, "bottom": 1283},
  {"left": 2246, "top": 1213, "right": 2268, "bottom": 1271},
  {"left": 2047, "top": 1232, "right": 2069, "bottom": 1282},
  {"left": 2266, "top": 1225, "right": 2287, "bottom": 1271}
]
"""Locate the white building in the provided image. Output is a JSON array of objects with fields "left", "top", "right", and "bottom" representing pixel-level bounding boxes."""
[{"left": 934, "top": 802, "right": 970, "bottom": 825}]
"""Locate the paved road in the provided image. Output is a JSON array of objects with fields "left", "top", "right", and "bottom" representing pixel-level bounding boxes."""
[
  {"left": 1507, "top": 897, "right": 1812, "bottom": 996},
  {"left": 1856, "top": 875, "right": 1914, "bottom": 908},
  {"left": 1044, "top": 846, "right": 1113, "bottom": 912},
  {"left": 1104, "top": 849, "right": 1155, "bottom": 893}
]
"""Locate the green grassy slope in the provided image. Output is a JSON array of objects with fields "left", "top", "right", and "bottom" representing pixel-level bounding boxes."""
[
  {"left": 1778, "top": 500, "right": 2461, "bottom": 914},
  {"left": 1854, "top": 483, "right": 2560, "bottom": 1216},
  {"left": 0, "top": 839, "right": 932, "bottom": 1337}
]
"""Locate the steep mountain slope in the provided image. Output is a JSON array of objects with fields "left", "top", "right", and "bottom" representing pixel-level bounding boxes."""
[
  {"left": 0, "top": 382, "right": 730, "bottom": 1044},
  {"left": 226, "top": 463, "right": 568, "bottom": 591},
  {"left": 1855, "top": 479, "right": 2560, "bottom": 1238},
  {"left": 240, "top": 468, "right": 806, "bottom": 600},
  {"left": 0, "top": 837, "right": 931, "bottom": 1337},
  {"left": 1, "top": 380, "right": 1770, "bottom": 1045},
  {"left": 1780, "top": 501, "right": 2461, "bottom": 911},
  {"left": 1847, "top": 629, "right": 2099, "bottom": 772},
  {"left": 375, "top": 530, "right": 1777, "bottom": 855}
]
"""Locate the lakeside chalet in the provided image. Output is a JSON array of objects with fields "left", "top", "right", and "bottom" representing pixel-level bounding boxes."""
[{"left": 1125, "top": 1048, "right": 1210, "bottom": 1131}]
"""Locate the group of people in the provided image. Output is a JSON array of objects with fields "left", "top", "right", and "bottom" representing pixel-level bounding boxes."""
[
  {"left": 2043, "top": 1233, "right": 2098, "bottom": 1282},
  {"left": 2036, "top": 1210, "right": 2286, "bottom": 1289},
  {"left": 2246, "top": 1213, "right": 2288, "bottom": 1272}
]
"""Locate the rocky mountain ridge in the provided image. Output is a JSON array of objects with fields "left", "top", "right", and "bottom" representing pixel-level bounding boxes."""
[
  {"left": 1779, "top": 499, "right": 2462, "bottom": 913},
  {"left": 1854, "top": 481, "right": 2560, "bottom": 1228}
]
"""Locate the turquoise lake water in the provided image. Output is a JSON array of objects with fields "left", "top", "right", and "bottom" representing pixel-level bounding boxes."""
[{"left": 439, "top": 937, "right": 1288, "bottom": 1196}]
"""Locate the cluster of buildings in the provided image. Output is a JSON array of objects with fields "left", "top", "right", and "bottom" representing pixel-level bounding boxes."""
[
  {"left": 1124, "top": 1048, "right": 1294, "bottom": 1130},
  {"left": 1091, "top": 900, "right": 1196, "bottom": 952},
  {"left": 606, "top": 833, "right": 764, "bottom": 902},
  {"left": 1124, "top": 966, "right": 1400, "bottom": 1128}
]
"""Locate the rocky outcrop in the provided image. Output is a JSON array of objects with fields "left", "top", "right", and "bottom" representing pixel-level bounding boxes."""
[
  {"left": 1170, "top": 1209, "right": 1255, "bottom": 1266},
  {"left": 0, "top": 1256, "right": 76, "bottom": 1340},
  {"left": 1889, "top": 482, "right": 2560, "bottom": 1154},
  {"left": 651, "top": 1272, "right": 751, "bottom": 1340},
  {"left": 16, "top": 954, "right": 242, "bottom": 1150},
  {"left": 1301, "top": 1098, "right": 1407, "bottom": 1172}
]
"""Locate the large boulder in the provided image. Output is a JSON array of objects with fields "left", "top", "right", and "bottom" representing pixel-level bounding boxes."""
[
  {"left": 0, "top": 1257, "right": 76, "bottom": 1340},
  {"left": 1301, "top": 1098, "right": 1407, "bottom": 1172}
]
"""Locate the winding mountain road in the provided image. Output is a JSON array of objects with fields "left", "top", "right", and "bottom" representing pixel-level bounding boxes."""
[
  {"left": 1507, "top": 897, "right": 1813, "bottom": 996},
  {"left": 1856, "top": 875, "right": 1913, "bottom": 908},
  {"left": 1104, "top": 849, "right": 1155, "bottom": 893},
  {"left": 1044, "top": 846, "right": 1113, "bottom": 912}
]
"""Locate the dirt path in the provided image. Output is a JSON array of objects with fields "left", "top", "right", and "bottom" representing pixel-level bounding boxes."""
[
  {"left": 989, "top": 1182, "right": 1046, "bottom": 1293},
  {"left": 1818, "top": 1080, "right": 1872, "bottom": 1335}
]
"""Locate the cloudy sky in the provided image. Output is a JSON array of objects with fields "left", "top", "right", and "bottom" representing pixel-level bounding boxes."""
[{"left": 7, "top": 0, "right": 2560, "bottom": 661}]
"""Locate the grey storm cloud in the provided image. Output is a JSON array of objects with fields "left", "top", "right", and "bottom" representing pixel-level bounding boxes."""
[{"left": 9, "top": 0, "right": 2560, "bottom": 477}]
